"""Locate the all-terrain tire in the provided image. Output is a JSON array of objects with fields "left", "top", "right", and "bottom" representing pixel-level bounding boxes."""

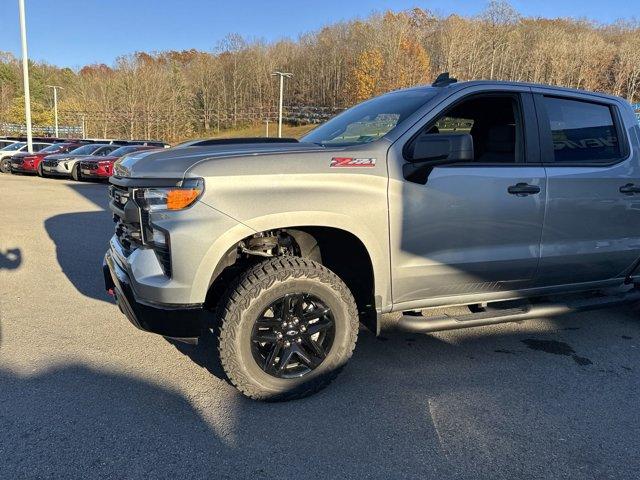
[{"left": 217, "top": 256, "right": 359, "bottom": 401}]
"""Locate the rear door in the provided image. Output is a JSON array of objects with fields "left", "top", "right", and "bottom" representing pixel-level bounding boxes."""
[
  {"left": 388, "top": 86, "right": 547, "bottom": 307},
  {"left": 533, "top": 90, "right": 640, "bottom": 285}
]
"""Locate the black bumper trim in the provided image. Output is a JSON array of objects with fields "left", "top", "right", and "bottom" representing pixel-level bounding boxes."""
[{"left": 103, "top": 252, "right": 205, "bottom": 338}]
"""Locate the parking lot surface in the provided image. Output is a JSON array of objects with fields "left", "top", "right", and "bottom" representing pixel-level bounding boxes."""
[{"left": 1, "top": 173, "right": 640, "bottom": 479}]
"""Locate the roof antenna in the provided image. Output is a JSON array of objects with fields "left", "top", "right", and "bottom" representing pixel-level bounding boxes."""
[{"left": 432, "top": 72, "right": 457, "bottom": 87}]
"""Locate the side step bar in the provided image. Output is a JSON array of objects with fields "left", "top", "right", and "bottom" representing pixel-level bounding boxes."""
[{"left": 397, "top": 289, "right": 640, "bottom": 333}]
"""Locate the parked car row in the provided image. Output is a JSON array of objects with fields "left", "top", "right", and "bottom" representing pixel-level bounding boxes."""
[{"left": 0, "top": 137, "right": 169, "bottom": 181}]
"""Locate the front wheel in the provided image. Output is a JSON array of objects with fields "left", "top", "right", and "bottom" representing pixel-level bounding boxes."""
[
  {"left": 0, "top": 158, "right": 10, "bottom": 173},
  {"left": 37, "top": 162, "right": 44, "bottom": 177},
  {"left": 217, "top": 257, "right": 359, "bottom": 401},
  {"left": 71, "top": 164, "right": 82, "bottom": 181}
]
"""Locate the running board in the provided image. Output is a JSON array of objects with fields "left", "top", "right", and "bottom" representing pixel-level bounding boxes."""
[{"left": 397, "top": 290, "right": 640, "bottom": 333}]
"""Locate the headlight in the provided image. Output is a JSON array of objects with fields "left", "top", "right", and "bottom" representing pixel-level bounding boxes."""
[{"left": 134, "top": 178, "right": 204, "bottom": 212}]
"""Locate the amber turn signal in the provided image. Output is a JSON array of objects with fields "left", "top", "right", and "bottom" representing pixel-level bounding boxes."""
[{"left": 166, "top": 189, "right": 201, "bottom": 210}]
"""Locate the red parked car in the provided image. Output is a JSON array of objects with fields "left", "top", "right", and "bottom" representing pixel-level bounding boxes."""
[
  {"left": 10, "top": 142, "right": 84, "bottom": 176},
  {"left": 78, "top": 145, "right": 160, "bottom": 180}
]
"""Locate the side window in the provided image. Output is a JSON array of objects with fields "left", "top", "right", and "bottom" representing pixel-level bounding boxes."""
[
  {"left": 433, "top": 116, "right": 474, "bottom": 134},
  {"left": 407, "top": 94, "right": 523, "bottom": 164},
  {"left": 96, "top": 147, "right": 109, "bottom": 156},
  {"left": 542, "top": 97, "right": 621, "bottom": 163}
]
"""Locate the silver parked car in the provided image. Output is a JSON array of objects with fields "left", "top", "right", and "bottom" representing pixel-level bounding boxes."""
[
  {"left": 41, "top": 143, "right": 120, "bottom": 180},
  {"left": 104, "top": 75, "right": 640, "bottom": 400}
]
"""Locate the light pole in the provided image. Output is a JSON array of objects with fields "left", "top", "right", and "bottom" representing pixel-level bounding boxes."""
[
  {"left": 271, "top": 71, "right": 292, "bottom": 138},
  {"left": 18, "top": 0, "right": 33, "bottom": 152},
  {"left": 47, "top": 85, "right": 63, "bottom": 137}
]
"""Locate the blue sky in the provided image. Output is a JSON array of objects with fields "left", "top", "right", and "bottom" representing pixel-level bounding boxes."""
[{"left": 1, "top": 0, "right": 639, "bottom": 68}]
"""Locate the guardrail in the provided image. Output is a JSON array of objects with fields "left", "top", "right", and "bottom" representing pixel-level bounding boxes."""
[{"left": 0, "top": 123, "right": 82, "bottom": 137}]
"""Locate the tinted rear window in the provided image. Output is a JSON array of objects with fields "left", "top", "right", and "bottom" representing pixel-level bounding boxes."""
[{"left": 543, "top": 97, "right": 621, "bottom": 162}]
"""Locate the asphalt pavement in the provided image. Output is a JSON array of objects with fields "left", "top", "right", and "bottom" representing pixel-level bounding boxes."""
[{"left": 1, "top": 173, "right": 639, "bottom": 479}]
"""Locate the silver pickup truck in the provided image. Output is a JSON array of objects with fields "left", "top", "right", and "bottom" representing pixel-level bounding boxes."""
[{"left": 104, "top": 74, "right": 640, "bottom": 401}]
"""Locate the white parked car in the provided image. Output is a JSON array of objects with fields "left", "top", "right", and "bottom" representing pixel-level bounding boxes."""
[{"left": 0, "top": 142, "right": 52, "bottom": 173}]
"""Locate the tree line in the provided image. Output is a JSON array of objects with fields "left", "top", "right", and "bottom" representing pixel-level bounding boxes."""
[{"left": 0, "top": 1, "right": 639, "bottom": 142}]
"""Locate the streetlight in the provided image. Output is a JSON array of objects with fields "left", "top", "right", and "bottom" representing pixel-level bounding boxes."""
[
  {"left": 47, "top": 85, "right": 63, "bottom": 137},
  {"left": 271, "top": 71, "right": 292, "bottom": 138},
  {"left": 17, "top": 0, "right": 33, "bottom": 153}
]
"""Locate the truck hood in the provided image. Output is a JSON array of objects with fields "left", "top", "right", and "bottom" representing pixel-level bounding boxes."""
[{"left": 113, "top": 142, "right": 325, "bottom": 179}]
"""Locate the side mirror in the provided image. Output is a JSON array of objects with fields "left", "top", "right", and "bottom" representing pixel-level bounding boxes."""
[
  {"left": 403, "top": 133, "right": 474, "bottom": 183},
  {"left": 409, "top": 132, "right": 474, "bottom": 163}
]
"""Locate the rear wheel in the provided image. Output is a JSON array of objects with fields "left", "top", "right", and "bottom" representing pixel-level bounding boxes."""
[{"left": 217, "top": 257, "right": 359, "bottom": 401}]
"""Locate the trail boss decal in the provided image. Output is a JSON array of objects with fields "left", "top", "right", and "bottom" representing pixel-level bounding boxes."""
[{"left": 330, "top": 157, "right": 376, "bottom": 168}]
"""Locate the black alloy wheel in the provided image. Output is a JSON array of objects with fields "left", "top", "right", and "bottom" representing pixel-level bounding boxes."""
[
  {"left": 217, "top": 256, "right": 359, "bottom": 401},
  {"left": 251, "top": 293, "right": 335, "bottom": 379}
]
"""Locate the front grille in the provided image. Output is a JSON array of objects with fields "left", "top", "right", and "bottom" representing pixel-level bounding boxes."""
[
  {"left": 109, "top": 185, "right": 140, "bottom": 252},
  {"left": 43, "top": 159, "right": 59, "bottom": 167},
  {"left": 82, "top": 162, "right": 98, "bottom": 171}
]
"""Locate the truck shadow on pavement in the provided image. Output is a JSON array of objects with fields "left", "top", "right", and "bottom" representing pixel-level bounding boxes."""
[
  {"left": 44, "top": 183, "right": 113, "bottom": 302},
  {"left": 0, "top": 365, "right": 235, "bottom": 479}
]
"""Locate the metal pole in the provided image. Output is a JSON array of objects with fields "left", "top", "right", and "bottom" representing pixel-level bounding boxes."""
[
  {"left": 53, "top": 87, "right": 58, "bottom": 137},
  {"left": 18, "top": 0, "right": 33, "bottom": 153},
  {"left": 47, "top": 86, "right": 62, "bottom": 137},
  {"left": 265, "top": 119, "right": 269, "bottom": 137},
  {"left": 278, "top": 75, "right": 284, "bottom": 138},
  {"left": 271, "top": 72, "right": 292, "bottom": 138},
  {"left": 81, "top": 115, "right": 86, "bottom": 139}
]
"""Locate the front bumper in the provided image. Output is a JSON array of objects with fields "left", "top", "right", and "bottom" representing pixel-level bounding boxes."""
[
  {"left": 103, "top": 250, "right": 206, "bottom": 338},
  {"left": 42, "top": 161, "right": 74, "bottom": 176},
  {"left": 80, "top": 166, "right": 110, "bottom": 179},
  {"left": 10, "top": 161, "right": 36, "bottom": 174}
]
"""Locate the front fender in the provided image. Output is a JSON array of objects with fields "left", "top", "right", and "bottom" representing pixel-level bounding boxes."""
[{"left": 190, "top": 209, "right": 391, "bottom": 311}]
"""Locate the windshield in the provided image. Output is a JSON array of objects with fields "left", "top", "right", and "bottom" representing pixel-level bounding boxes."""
[
  {"left": 302, "top": 89, "right": 437, "bottom": 146},
  {"left": 1, "top": 142, "right": 26, "bottom": 151},
  {"left": 40, "top": 144, "right": 65, "bottom": 153},
  {"left": 109, "top": 146, "right": 137, "bottom": 157},
  {"left": 68, "top": 144, "right": 102, "bottom": 155}
]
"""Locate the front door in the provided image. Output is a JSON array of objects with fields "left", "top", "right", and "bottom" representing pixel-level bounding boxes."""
[{"left": 388, "top": 89, "right": 547, "bottom": 307}]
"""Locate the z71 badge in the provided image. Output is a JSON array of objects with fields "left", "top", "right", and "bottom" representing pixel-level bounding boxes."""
[{"left": 330, "top": 157, "right": 376, "bottom": 168}]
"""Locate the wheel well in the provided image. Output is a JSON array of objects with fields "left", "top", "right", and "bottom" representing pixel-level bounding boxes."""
[{"left": 206, "top": 227, "right": 376, "bottom": 328}]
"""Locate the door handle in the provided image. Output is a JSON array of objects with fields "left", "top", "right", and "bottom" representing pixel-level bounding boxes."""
[
  {"left": 619, "top": 183, "right": 640, "bottom": 195},
  {"left": 508, "top": 183, "right": 541, "bottom": 196}
]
